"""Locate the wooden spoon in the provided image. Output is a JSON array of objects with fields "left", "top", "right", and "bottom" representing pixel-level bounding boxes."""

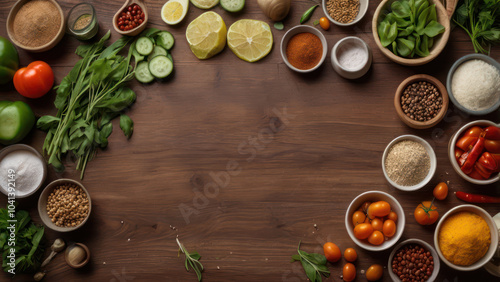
[{"left": 112, "top": 0, "right": 148, "bottom": 36}]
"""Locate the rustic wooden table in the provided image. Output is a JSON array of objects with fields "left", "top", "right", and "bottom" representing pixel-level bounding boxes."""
[{"left": 1, "top": 0, "right": 499, "bottom": 281}]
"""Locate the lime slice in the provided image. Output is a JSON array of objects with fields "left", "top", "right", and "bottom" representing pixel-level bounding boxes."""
[
  {"left": 161, "top": 0, "right": 189, "bottom": 25},
  {"left": 186, "top": 11, "right": 227, "bottom": 59},
  {"left": 227, "top": 19, "right": 273, "bottom": 62},
  {"left": 220, "top": 0, "right": 245, "bottom": 12},
  {"left": 190, "top": 0, "right": 219, "bottom": 9}
]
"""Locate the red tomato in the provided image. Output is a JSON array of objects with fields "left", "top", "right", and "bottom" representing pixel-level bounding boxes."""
[
  {"left": 344, "top": 248, "right": 357, "bottom": 262},
  {"left": 353, "top": 223, "right": 373, "bottom": 240},
  {"left": 371, "top": 218, "right": 383, "bottom": 231},
  {"left": 367, "top": 201, "right": 391, "bottom": 218},
  {"left": 456, "top": 136, "right": 478, "bottom": 151},
  {"left": 387, "top": 211, "right": 398, "bottom": 222},
  {"left": 323, "top": 242, "right": 341, "bottom": 263},
  {"left": 484, "top": 139, "right": 500, "bottom": 154},
  {"left": 352, "top": 211, "right": 366, "bottom": 226},
  {"left": 343, "top": 263, "right": 356, "bottom": 282},
  {"left": 433, "top": 182, "right": 448, "bottom": 200},
  {"left": 13, "top": 61, "right": 54, "bottom": 99},
  {"left": 366, "top": 264, "right": 384, "bottom": 281},
  {"left": 319, "top": 17, "right": 330, "bottom": 30},
  {"left": 463, "top": 126, "right": 483, "bottom": 138},
  {"left": 414, "top": 201, "right": 438, "bottom": 225},
  {"left": 382, "top": 219, "right": 396, "bottom": 237}
]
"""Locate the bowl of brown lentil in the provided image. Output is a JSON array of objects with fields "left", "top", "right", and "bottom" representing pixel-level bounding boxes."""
[
  {"left": 38, "top": 179, "right": 91, "bottom": 232},
  {"left": 394, "top": 74, "right": 449, "bottom": 129},
  {"left": 388, "top": 238, "right": 440, "bottom": 282},
  {"left": 6, "top": 0, "right": 65, "bottom": 52},
  {"left": 322, "top": 0, "right": 369, "bottom": 27}
]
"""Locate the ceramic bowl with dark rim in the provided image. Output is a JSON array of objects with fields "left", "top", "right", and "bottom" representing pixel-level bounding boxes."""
[
  {"left": 394, "top": 74, "right": 449, "bottom": 129},
  {"left": 446, "top": 53, "right": 500, "bottom": 115},
  {"left": 322, "top": 0, "right": 369, "bottom": 27},
  {"left": 388, "top": 238, "right": 440, "bottom": 282}
]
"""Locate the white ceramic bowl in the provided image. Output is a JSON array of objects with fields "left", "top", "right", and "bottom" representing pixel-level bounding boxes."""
[
  {"left": 322, "top": 0, "right": 369, "bottom": 26},
  {"left": 382, "top": 135, "right": 437, "bottom": 191},
  {"left": 446, "top": 53, "right": 500, "bottom": 115},
  {"left": 388, "top": 238, "right": 440, "bottom": 282},
  {"left": 448, "top": 120, "right": 500, "bottom": 185},
  {"left": 331, "top": 36, "right": 372, "bottom": 79},
  {"left": 345, "top": 191, "right": 405, "bottom": 251},
  {"left": 280, "top": 25, "right": 328, "bottom": 73},
  {"left": 434, "top": 205, "right": 499, "bottom": 271}
]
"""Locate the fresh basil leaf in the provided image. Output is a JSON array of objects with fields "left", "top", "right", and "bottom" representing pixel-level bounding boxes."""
[
  {"left": 120, "top": 114, "right": 134, "bottom": 139},
  {"left": 301, "top": 259, "right": 318, "bottom": 282},
  {"left": 392, "top": 1, "right": 411, "bottom": 18},
  {"left": 382, "top": 22, "right": 398, "bottom": 47},
  {"left": 416, "top": 5, "right": 431, "bottom": 35},
  {"left": 398, "top": 25, "right": 415, "bottom": 37},
  {"left": 424, "top": 20, "right": 445, "bottom": 37},
  {"left": 37, "top": 116, "right": 60, "bottom": 131},
  {"left": 427, "top": 4, "right": 437, "bottom": 23},
  {"left": 291, "top": 254, "right": 301, "bottom": 262},
  {"left": 274, "top": 22, "right": 284, "bottom": 30},
  {"left": 397, "top": 38, "right": 415, "bottom": 57},
  {"left": 392, "top": 41, "right": 399, "bottom": 56},
  {"left": 308, "top": 253, "right": 327, "bottom": 265}
]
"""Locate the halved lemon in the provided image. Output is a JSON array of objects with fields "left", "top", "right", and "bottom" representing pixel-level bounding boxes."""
[
  {"left": 227, "top": 19, "right": 273, "bottom": 63},
  {"left": 190, "top": 0, "right": 219, "bottom": 9},
  {"left": 161, "top": 0, "right": 189, "bottom": 25},
  {"left": 186, "top": 11, "right": 226, "bottom": 59}
]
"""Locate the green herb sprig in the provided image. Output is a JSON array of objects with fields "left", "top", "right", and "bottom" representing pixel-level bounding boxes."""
[
  {"left": 290, "top": 241, "right": 330, "bottom": 282},
  {"left": 176, "top": 238, "right": 203, "bottom": 281}
]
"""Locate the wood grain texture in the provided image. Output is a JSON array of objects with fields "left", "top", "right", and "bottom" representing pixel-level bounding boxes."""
[{"left": 0, "top": 0, "right": 499, "bottom": 281}]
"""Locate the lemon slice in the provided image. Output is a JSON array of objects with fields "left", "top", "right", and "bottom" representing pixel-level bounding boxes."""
[
  {"left": 190, "top": 0, "right": 219, "bottom": 9},
  {"left": 227, "top": 19, "right": 273, "bottom": 63},
  {"left": 186, "top": 11, "right": 226, "bottom": 59},
  {"left": 161, "top": 0, "right": 189, "bottom": 25}
]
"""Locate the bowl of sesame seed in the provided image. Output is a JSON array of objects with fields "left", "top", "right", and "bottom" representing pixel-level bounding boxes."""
[
  {"left": 38, "top": 178, "right": 91, "bottom": 232},
  {"left": 322, "top": 0, "right": 369, "bottom": 27}
]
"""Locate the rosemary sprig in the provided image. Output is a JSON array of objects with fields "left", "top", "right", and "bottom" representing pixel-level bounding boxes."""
[{"left": 176, "top": 238, "right": 204, "bottom": 281}]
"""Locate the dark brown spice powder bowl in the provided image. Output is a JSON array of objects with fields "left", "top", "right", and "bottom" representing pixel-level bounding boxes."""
[{"left": 394, "top": 74, "right": 449, "bottom": 129}]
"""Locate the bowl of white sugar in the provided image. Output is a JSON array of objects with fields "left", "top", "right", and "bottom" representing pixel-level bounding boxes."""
[
  {"left": 0, "top": 144, "right": 47, "bottom": 198},
  {"left": 331, "top": 36, "right": 372, "bottom": 79},
  {"left": 447, "top": 54, "right": 500, "bottom": 115}
]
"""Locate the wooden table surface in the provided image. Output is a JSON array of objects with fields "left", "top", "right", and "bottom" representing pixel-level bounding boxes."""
[{"left": 1, "top": 0, "right": 499, "bottom": 281}]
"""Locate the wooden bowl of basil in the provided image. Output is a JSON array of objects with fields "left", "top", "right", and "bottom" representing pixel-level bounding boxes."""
[{"left": 372, "top": 0, "right": 451, "bottom": 66}]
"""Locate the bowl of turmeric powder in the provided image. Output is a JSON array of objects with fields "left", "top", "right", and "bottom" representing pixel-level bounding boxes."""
[{"left": 434, "top": 205, "right": 499, "bottom": 271}]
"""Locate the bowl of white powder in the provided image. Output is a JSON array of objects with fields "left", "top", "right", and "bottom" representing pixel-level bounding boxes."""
[
  {"left": 447, "top": 54, "right": 500, "bottom": 115},
  {"left": 331, "top": 36, "right": 372, "bottom": 79},
  {"left": 0, "top": 144, "right": 47, "bottom": 198}
]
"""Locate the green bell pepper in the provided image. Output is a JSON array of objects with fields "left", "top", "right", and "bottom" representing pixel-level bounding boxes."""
[
  {"left": 0, "top": 36, "right": 19, "bottom": 85},
  {"left": 0, "top": 101, "right": 35, "bottom": 145}
]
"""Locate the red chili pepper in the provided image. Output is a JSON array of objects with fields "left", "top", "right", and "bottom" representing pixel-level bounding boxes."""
[
  {"left": 460, "top": 132, "right": 486, "bottom": 174},
  {"left": 456, "top": 136, "right": 479, "bottom": 151},
  {"left": 456, "top": 191, "right": 500, "bottom": 203},
  {"left": 484, "top": 126, "right": 500, "bottom": 140},
  {"left": 454, "top": 148, "right": 464, "bottom": 162},
  {"left": 467, "top": 168, "right": 486, "bottom": 180}
]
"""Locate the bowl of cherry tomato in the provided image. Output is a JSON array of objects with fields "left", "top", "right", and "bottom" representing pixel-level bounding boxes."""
[
  {"left": 345, "top": 191, "right": 405, "bottom": 251},
  {"left": 449, "top": 120, "right": 500, "bottom": 185}
]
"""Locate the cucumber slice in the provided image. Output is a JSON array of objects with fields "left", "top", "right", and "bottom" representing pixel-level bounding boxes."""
[
  {"left": 148, "top": 56, "right": 173, "bottom": 79},
  {"left": 136, "top": 37, "right": 154, "bottom": 56},
  {"left": 156, "top": 31, "right": 175, "bottom": 50},
  {"left": 220, "top": 0, "right": 245, "bottom": 12},
  {"left": 135, "top": 61, "right": 155, "bottom": 83},
  {"left": 147, "top": 46, "right": 168, "bottom": 61}
]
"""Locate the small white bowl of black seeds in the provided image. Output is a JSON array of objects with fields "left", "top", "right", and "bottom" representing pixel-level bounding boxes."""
[{"left": 382, "top": 135, "right": 437, "bottom": 191}]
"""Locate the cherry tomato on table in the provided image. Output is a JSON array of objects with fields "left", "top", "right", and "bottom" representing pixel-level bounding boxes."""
[
  {"left": 13, "top": 61, "right": 54, "bottom": 99},
  {"left": 366, "top": 264, "right": 384, "bottom": 281},
  {"left": 414, "top": 201, "right": 438, "bottom": 225},
  {"left": 433, "top": 182, "right": 448, "bottom": 200},
  {"left": 344, "top": 248, "right": 357, "bottom": 262},
  {"left": 367, "top": 201, "right": 391, "bottom": 218},
  {"left": 319, "top": 17, "right": 330, "bottom": 30},
  {"left": 323, "top": 242, "right": 341, "bottom": 263},
  {"left": 343, "top": 263, "right": 356, "bottom": 282}
]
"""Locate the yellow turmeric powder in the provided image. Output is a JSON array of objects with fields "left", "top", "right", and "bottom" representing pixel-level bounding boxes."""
[{"left": 438, "top": 211, "right": 491, "bottom": 266}]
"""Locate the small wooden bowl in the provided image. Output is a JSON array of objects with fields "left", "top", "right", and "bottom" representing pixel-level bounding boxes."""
[
  {"left": 65, "top": 243, "right": 90, "bottom": 268},
  {"left": 6, "top": 0, "right": 65, "bottom": 52},
  {"left": 394, "top": 74, "right": 449, "bottom": 129},
  {"left": 113, "top": 0, "right": 148, "bottom": 37},
  {"left": 372, "top": 0, "right": 451, "bottom": 66},
  {"left": 38, "top": 179, "right": 92, "bottom": 232}
]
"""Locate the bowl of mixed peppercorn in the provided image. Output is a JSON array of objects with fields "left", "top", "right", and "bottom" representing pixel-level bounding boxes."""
[
  {"left": 394, "top": 74, "right": 449, "bottom": 129},
  {"left": 38, "top": 179, "right": 91, "bottom": 232},
  {"left": 388, "top": 238, "right": 440, "bottom": 282}
]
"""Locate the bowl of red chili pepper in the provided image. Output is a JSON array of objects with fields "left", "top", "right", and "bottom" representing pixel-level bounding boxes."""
[
  {"left": 449, "top": 120, "right": 500, "bottom": 185},
  {"left": 280, "top": 25, "right": 327, "bottom": 73}
]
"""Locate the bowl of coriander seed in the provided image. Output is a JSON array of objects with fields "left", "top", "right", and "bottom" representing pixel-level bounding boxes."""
[
  {"left": 322, "top": 0, "right": 369, "bottom": 26},
  {"left": 38, "top": 179, "right": 91, "bottom": 232}
]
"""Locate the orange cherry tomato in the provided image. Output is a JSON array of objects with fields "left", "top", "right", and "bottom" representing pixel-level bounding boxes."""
[
  {"left": 352, "top": 211, "right": 366, "bottom": 226},
  {"left": 414, "top": 201, "right": 438, "bottom": 225},
  {"left": 357, "top": 201, "right": 371, "bottom": 213},
  {"left": 366, "top": 264, "right": 384, "bottom": 281},
  {"left": 433, "top": 182, "right": 448, "bottom": 200},
  {"left": 371, "top": 218, "right": 383, "bottom": 231},
  {"left": 368, "top": 230, "right": 385, "bottom": 245},
  {"left": 323, "top": 242, "right": 341, "bottom": 263},
  {"left": 387, "top": 211, "right": 398, "bottom": 222},
  {"left": 344, "top": 248, "right": 357, "bottom": 262},
  {"left": 382, "top": 219, "right": 396, "bottom": 237},
  {"left": 319, "top": 17, "right": 330, "bottom": 30},
  {"left": 353, "top": 223, "right": 373, "bottom": 240},
  {"left": 343, "top": 263, "right": 356, "bottom": 282},
  {"left": 456, "top": 136, "right": 478, "bottom": 151},
  {"left": 13, "top": 61, "right": 54, "bottom": 99},
  {"left": 367, "top": 201, "right": 391, "bottom": 218}
]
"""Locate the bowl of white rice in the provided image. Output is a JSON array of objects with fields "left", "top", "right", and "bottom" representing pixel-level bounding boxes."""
[{"left": 447, "top": 54, "right": 500, "bottom": 115}]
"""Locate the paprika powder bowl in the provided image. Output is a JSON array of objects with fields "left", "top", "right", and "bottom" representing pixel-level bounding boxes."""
[
  {"left": 448, "top": 120, "right": 500, "bottom": 185},
  {"left": 394, "top": 74, "right": 449, "bottom": 129},
  {"left": 388, "top": 239, "right": 440, "bottom": 282},
  {"left": 6, "top": 0, "right": 65, "bottom": 52},
  {"left": 434, "top": 205, "right": 499, "bottom": 271},
  {"left": 280, "top": 25, "right": 327, "bottom": 73}
]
